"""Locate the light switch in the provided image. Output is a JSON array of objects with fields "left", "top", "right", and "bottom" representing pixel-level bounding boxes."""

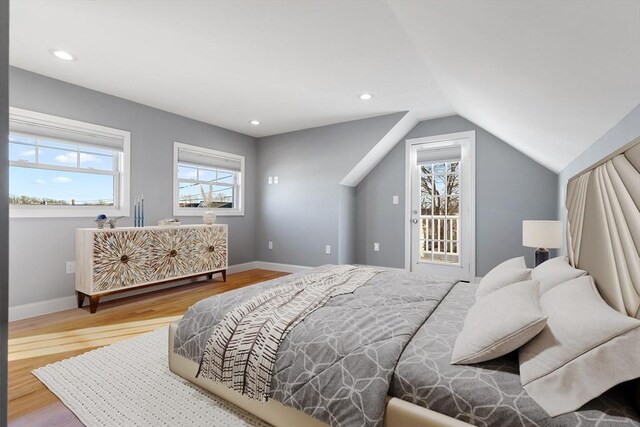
[
  {"left": 325, "top": 245, "right": 331, "bottom": 255},
  {"left": 374, "top": 243, "right": 380, "bottom": 252},
  {"left": 268, "top": 176, "right": 273, "bottom": 184},
  {"left": 392, "top": 195, "right": 399, "bottom": 205},
  {"left": 66, "top": 261, "right": 76, "bottom": 274},
  {"left": 274, "top": 176, "right": 279, "bottom": 184},
  {"left": 268, "top": 241, "right": 273, "bottom": 250}
]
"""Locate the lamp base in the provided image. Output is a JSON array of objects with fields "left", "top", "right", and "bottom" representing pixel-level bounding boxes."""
[{"left": 534, "top": 248, "right": 550, "bottom": 267}]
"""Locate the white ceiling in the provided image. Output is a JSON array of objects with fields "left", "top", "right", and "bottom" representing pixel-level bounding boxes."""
[
  {"left": 389, "top": 0, "right": 640, "bottom": 171},
  {"left": 9, "top": 0, "right": 640, "bottom": 172},
  {"left": 9, "top": 1, "right": 451, "bottom": 138}
]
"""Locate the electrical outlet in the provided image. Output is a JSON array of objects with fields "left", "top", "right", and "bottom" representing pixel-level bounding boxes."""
[
  {"left": 325, "top": 245, "right": 331, "bottom": 255},
  {"left": 66, "top": 261, "right": 76, "bottom": 274},
  {"left": 268, "top": 176, "right": 273, "bottom": 184},
  {"left": 268, "top": 241, "right": 273, "bottom": 250},
  {"left": 374, "top": 242, "right": 380, "bottom": 252},
  {"left": 392, "top": 195, "right": 399, "bottom": 205},
  {"left": 274, "top": 176, "right": 279, "bottom": 184}
]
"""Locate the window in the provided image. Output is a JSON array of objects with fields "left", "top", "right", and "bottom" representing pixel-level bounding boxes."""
[
  {"left": 419, "top": 159, "right": 460, "bottom": 264},
  {"left": 8, "top": 108, "right": 130, "bottom": 218},
  {"left": 173, "top": 142, "right": 244, "bottom": 216}
]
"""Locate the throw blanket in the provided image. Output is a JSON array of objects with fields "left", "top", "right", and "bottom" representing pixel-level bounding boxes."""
[
  {"left": 174, "top": 266, "right": 456, "bottom": 427},
  {"left": 197, "top": 265, "right": 382, "bottom": 401}
]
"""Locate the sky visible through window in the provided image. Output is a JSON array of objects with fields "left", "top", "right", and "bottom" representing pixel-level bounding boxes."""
[
  {"left": 10, "top": 167, "right": 114, "bottom": 205},
  {"left": 177, "top": 164, "right": 235, "bottom": 208},
  {"left": 9, "top": 134, "right": 116, "bottom": 206}
]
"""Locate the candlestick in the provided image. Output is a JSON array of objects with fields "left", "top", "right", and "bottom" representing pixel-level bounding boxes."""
[{"left": 134, "top": 197, "right": 138, "bottom": 227}]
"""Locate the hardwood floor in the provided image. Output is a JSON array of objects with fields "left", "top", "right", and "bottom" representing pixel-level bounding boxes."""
[{"left": 7, "top": 269, "right": 289, "bottom": 425}]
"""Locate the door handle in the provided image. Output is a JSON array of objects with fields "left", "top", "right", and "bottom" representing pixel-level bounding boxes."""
[{"left": 411, "top": 219, "right": 418, "bottom": 224}]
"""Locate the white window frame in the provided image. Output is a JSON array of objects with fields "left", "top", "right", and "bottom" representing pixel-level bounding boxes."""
[
  {"left": 173, "top": 142, "right": 245, "bottom": 217},
  {"left": 8, "top": 108, "right": 131, "bottom": 219}
]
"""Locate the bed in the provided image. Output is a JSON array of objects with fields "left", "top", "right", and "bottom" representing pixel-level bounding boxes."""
[{"left": 168, "top": 137, "right": 640, "bottom": 427}]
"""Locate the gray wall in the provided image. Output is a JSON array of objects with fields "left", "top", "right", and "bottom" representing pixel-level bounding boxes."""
[
  {"left": 338, "top": 185, "right": 356, "bottom": 264},
  {"left": 355, "top": 138, "right": 406, "bottom": 269},
  {"left": 355, "top": 115, "right": 559, "bottom": 274},
  {"left": 557, "top": 104, "right": 640, "bottom": 252},
  {"left": 9, "top": 67, "right": 258, "bottom": 307},
  {"left": 256, "top": 113, "right": 405, "bottom": 266},
  {"left": 1, "top": 0, "right": 9, "bottom": 423}
]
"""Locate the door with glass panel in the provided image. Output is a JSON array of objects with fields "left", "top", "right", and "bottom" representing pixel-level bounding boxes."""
[{"left": 408, "top": 133, "right": 475, "bottom": 281}]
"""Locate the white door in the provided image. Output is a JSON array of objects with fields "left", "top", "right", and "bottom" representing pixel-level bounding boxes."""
[{"left": 406, "top": 132, "right": 475, "bottom": 282}]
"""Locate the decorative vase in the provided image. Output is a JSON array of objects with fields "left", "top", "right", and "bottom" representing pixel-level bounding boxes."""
[{"left": 203, "top": 210, "right": 216, "bottom": 225}]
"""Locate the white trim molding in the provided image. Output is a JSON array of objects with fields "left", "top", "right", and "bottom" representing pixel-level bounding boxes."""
[
  {"left": 9, "top": 261, "right": 414, "bottom": 321},
  {"left": 340, "top": 111, "right": 418, "bottom": 187},
  {"left": 254, "top": 262, "right": 312, "bottom": 273},
  {"left": 9, "top": 262, "right": 258, "bottom": 321}
]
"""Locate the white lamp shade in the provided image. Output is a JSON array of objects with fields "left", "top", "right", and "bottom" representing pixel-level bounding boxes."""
[{"left": 522, "top": 220, "right": 563, "bottom": 249}]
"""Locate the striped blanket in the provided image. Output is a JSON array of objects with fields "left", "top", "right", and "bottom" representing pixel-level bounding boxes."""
[{"left": 197, "top": 265, "right": 382, "bottom": 401}]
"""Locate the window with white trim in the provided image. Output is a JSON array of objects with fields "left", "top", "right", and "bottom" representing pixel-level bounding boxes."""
[
  {"left": 8, "top": 108, "right": 130, "bottom": 218},
  {"left": 173, "top": 142, "right": 244, "bottom": 216}
]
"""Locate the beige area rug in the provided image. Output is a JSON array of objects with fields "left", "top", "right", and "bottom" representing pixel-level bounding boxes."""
[{"left": 33, "top": 328, "right": 271, "bottom": 427}]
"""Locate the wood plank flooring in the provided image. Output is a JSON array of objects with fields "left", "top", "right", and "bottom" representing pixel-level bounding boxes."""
[{"left": 7, "top": 268, "right": 289, "bottom": 425}]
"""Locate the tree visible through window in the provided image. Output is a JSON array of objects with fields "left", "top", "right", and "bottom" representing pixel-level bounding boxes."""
[{"left": 420, "top": 161, "right": 460, "bottom": 264}]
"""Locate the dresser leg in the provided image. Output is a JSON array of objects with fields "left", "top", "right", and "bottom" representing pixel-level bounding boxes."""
[
  {"left": 222, "top": 270, "right": 227, "bottom": 282},
  {"left": 76, "top": 292, "right": 86, "bottom": 308},
  {"left": 89, "top": 295, "right": 100, "bottom": 314}
]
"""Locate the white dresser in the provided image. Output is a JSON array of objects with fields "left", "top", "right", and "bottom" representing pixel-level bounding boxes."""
[{"left": 75, "top": 224, "right": 228, "bottom": 313}]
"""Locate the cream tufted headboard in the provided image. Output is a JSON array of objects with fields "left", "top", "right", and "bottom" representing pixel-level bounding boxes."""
[{"left": 566, "top": 137, "right": 640, "bottom": 319}]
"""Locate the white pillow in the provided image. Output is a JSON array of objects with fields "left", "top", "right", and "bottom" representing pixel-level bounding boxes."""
[
  {"left": 452, "top": 280, "right": 546, "bottom": 364},
  {"left": 519, "top": 275, "right": 640, "bottom": 417},
  {"left": 476, "top": 256, "right": 531, "bottom": 299},
  {"left": 531, "top": 256, "right": 586, "bottom": 294}
]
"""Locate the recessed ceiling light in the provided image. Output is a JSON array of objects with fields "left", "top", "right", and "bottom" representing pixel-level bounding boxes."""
[
  {"left": 249, "top": 120, "right": 261, "bottom": 126},
  {"left": 50, "top": 49, "right": 77, "bottom": 61},
  {"left": 359, "top": 93, "right": 373, "bottom": 101}
]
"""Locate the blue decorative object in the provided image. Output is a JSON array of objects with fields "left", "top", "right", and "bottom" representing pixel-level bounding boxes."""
[
  {"left": 97, "top": 214, "right": 107, "bottom": 220},
  {"left": 134, "top": 195, "right": 145, "bottom": 227}
]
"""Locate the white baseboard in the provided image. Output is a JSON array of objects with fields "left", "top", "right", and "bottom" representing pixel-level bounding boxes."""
[
  {"left": 9, "top": 294, "right": 79, "bottom": 323},
  {"left": 227, "top": 261, "right": 259, "bottom": 274},
  {"left": 256, "top": 262, "right": 407, "bottom": 273},
  {"left": 374, "top": 266, "right": 407, "bottom": 272},
  {"left": 8, "top": 261, "right": 401, "bottom": 321},
  {"left": 254, "top": 261, "right": 311, "bottom": 273},
  {"left": 8, "top": 261, "right": 259, "bottom": 322}
]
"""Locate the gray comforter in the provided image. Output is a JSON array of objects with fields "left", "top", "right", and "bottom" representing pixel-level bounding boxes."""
[
  {"left": 174, "top": 266, "right": 455, "bottom": 427},
  {"left": 391, "top": 281, "right": 640, "bottom": 427},
  {"left": 175, "top": 267, "right": 640, "bottom": 427}
]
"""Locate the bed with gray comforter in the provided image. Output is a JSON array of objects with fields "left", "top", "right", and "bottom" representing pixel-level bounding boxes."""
[
  {"left": 391, "top": 279, "right": 640, "bottom": 427},
  {"left": 173, "top": 266, "right": 640, "bottom": 427}
]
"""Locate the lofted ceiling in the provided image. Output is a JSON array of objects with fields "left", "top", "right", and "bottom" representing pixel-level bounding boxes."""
[
  {"left": 9, "top": 0, "right": 640, "bottom": 172},
  {"left": 388, "top": 0, "right": 640, "bottom": 172}
]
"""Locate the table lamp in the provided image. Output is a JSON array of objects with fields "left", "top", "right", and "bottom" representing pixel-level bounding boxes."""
[{"left": 522, "top": 220, "right": 562, "bottom": 266}]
